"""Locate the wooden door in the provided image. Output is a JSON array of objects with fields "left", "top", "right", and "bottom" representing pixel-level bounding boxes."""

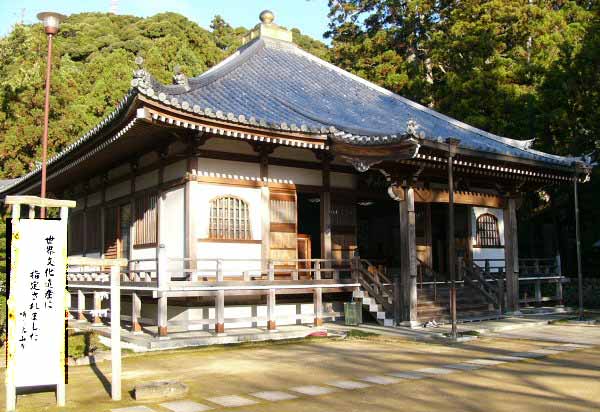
[
  {"left": 103, "top": 203, "right": 131, "bottom": 259},
  {"left": 297, "top": 234, "right": 311, "bottom": 279},
  {"left": 269, "top": 189, "right": 298, "bottom": 275}
]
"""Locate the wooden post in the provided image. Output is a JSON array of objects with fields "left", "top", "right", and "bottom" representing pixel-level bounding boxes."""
[
  {"left": 157, "top": 294, "right": 168, "bottom": 337},
  {"left": 110, "top": 264, "right": 121, "bottom": 401},
  {"left": 77, "top": 290, "right": 86, "bottom": 321},
  {"left": 267, "top": 289, "right": 277, "bottom": 331},
  {"left": 314, "top": 260, "right": 321, "bottom": 281},
  {"left": 93, "top": 291, "right": 102, "bottom": 325},
  {"left": 215, "top": 259, "right": 225, "bottom": 334},
  {"left": 399, "top": 186, "right": 418, "bottom": 327},
  {"left": 131, "top": 293, "right": 142, "bottom": 333},
  {"left": 215, "top": 290, "right": 225, "bottom": 334},
  {"left": 260, "top": 150, "right": 270, "bottom": 264},
  {"left": 447, "top": 138, "right": 459, "bottom": 339},
  {"left": 313, "top": 287, "right": 323, "bottom": 326},
  {"left": 573, "top": 173, "right": 584, "bottom": 320},
  {"left": 503, "top": 197, "right": 521, "bottom": 314},
  {"left": 321, "top": 156, "right": 332, "bottom": 262}
]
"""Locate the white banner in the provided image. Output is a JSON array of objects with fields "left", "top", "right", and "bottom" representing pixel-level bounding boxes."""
[{"left": 11, "top": 219, "right": 66, "bottom": 387}]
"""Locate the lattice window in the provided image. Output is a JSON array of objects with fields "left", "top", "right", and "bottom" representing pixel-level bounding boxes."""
[
  {"left": 209, "top": 196, "right": 251, "bottom": 240},
  {"left": 475, "top": 213, "right": 501, "bottom": 247},
  {"left": 134, "top": 193, "right": 158, "bottom": 247}
]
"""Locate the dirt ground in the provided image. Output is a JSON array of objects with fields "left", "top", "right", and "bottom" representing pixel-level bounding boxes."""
[{"left": 2, "top": 323, "right": 600, "bottom": 412}]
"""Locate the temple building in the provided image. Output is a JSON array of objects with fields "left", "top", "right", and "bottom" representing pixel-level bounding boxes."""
[{"left": 0, "top": 11, "right": 592, "bottom": 340}]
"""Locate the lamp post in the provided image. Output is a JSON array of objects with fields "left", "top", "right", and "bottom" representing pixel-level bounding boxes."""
[{"left": 37, "top": 11, "right": 66, "bottom": 218}]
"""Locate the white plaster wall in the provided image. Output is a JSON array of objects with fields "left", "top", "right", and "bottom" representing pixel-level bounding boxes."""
[
  {"left": 135, "top": 170, "right": 159, "bottom": 192},
  {"left": 105, "top": 181, "right": 130, "bottom": 201},
  {"left": 163, "top": 160, "right": 187, "bottom": 182},
  {"left": 87, "top": 191, "right": 102, "bottom": 207},
  {"left": 330, "top": 172, "right": 357, "bottom": 189},
  {"left": 193, "top": 182, "right": 262, "bottom": 267},
  {"left": 471, "top": 207, "right": 505, "bottom": 268},
  {"left": 269, "top": 165, "right": 321, "bottom": 186},
  {"left": 271, "top": 146, "right": 319, "bottom": 162},
  {"left": 130, "top": 247, "right": 156, "bottom": 271},
  {"left": 160, "top": 187, "right": 184, "bottom": 274},
  {"left": 202, "top": 137, "right": 256, "bottom": 155},
  {"left": 196, "top": 158, "right": 260, "bottom": 179}
]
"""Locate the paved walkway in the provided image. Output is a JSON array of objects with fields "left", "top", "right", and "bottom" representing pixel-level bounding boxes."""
[{"left": 3, "top": 323, "right": 599, "bottom": 412}]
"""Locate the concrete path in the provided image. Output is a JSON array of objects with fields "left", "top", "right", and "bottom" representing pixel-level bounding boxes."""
[{"left": 2, "top": 323, "right": 599, "bottom": 412}]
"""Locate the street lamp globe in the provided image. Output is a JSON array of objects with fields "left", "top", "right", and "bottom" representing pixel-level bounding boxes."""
[{"left": 37, "top": 12, "right": 66, "bottom": 35}]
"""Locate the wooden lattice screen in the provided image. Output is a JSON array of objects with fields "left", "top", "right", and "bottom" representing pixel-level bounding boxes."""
[
  {"left": 475, "top": 213, "right": 501, "bottom": 247},
  {"left": 209, "top": 196, "right": 251, "bottom": 240},
  {"left": 134, "top": 193, "right": 158, "bottom": 247}
]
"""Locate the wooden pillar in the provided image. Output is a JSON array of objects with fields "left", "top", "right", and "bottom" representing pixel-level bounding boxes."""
[
  {"left": 398, "top": 186, "right": 418, "bottom": 327},
  {"left": 424, "top": 203, "right": 433, "bottom": 267},
  {"left": 260, "top": 150, "right": 270, "bottom": 265},
  {"left": 131, "top": 293, "right": 142, "bottom": 333},
  {"left": 447, "top": 139, "right": 458, "bottom": 339},
  {"left": 313, "top": 288, "right": 323, "bottom": 326},
  {"left": 77, "top": 290, "right": 86, "bottom": 321},
  {"left": 267, "top": 289, "right": 277, "bottom": 331},
  {"left": 110, "top": 264, "right": 122, "bottom": 401},
  {"left": 93, "top": 291, "right": 102, "bottom": 325},
  {"left": 157, "top": 294, "right": 168, "bottom": 337},
  {"left": 185, "top": 142, "right": 199, "bottom": 276},
  {"left": 503, "top": 196, "right": 520, "bottom": 314},
  {"left": 215, "top": 290, "right": 225, "bottom": 334},
  {"left": 573, "top": 173, "right": 584, "bottom": 319},
  {"left": 321, "top": 156, "right": 332, "bottom": 261}
]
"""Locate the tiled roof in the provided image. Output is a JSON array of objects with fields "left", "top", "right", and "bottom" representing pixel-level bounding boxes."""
[{"left": 133, "top": 36, "right": 578, "bottom": 167}]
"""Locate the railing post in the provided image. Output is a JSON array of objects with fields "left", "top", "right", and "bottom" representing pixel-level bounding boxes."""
[
  {"left": 556, "top": 279, "right": 564, "bottom": 306},
  {"left": 485, "top": 259, "right": 490, "bottom": 276},
  {"left": 314, "top": 261, "right": 321, "bottom": 281},
  {"left": 313, "top": 287, "right": 323, "bottom": 327},
  {"left": 555, "top": 254, "right": 562, "bottom": 276},
  {"left": 77, "top": 290, "right": 86, "bottom": 321},
  {"left": 216, "top": 259, "right": 223, "bottom": 282},
  {"left": 351, "top": 255, "right": 361, "bottom": 297},
  {"left": 157, "top": 244, "right": 168, "bottom": 290}
]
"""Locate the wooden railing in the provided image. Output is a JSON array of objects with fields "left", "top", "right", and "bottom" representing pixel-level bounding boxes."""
[
  {"left": 460, "top": 258, "right": 503, "bottom": 313},
  {"left": 353, "top": 257, "right": 394, "bottom": 314}
]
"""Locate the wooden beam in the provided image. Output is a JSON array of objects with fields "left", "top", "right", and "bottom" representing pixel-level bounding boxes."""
[
  {"left": 391, "top": 187, "right": 505, "bottom": 208},
  {"left": 4, "top": 195, "right": 76, "bottom": 208}
]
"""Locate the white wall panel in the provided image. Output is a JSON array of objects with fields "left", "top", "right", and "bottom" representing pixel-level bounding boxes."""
[
  {"left": 269, "top": 165, "right": 321, "bottom": 186},
  {"left": 471, "top": 207, "right": 505, "bottom": 268},
  {"left": 105, "top": 180, "right": 130, "bottom": 201}
]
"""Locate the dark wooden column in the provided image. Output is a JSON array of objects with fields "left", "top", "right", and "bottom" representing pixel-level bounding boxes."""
[
  {"left": 398, "top": 185, "right": 418, "bottom": 326},
  {"left": 573, "top": 169, "right": 584, "bottom": 319},
  {"left": 503, "top": 196, "right": 520, "bottom": 314},
  {"left": 447, "top": 138, "right": 459, "bottom": 339},
  {"left": 320, "top": 155, "right": 332, "bottom": 261}
]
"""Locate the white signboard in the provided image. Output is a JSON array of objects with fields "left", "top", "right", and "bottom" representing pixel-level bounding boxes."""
[{"left": 10, "top": 219, "right": 66, "bottom": 387}]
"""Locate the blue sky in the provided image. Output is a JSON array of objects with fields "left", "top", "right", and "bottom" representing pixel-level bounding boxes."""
[{"left": 0, "top": 0, "right": 332, "bottom": 40}]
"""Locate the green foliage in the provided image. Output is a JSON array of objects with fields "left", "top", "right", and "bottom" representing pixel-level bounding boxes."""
[
  {"left": 67, "top": 330, "right": 108, "bottom": 358},
  {"left": 0, "top": 12, "right": 329, "bottom": 180}
]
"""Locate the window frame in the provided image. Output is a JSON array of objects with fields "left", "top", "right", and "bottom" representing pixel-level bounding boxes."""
[{"left": 475, "top": 213, "right": 502, "bottom": 248}]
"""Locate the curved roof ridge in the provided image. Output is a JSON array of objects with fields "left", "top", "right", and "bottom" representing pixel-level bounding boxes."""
[
  {"left": 286, "top": 41, "right": 537, "bottom": 152},
  {"left": 158, "top": 38, "right": 266, "bottom": 96}
]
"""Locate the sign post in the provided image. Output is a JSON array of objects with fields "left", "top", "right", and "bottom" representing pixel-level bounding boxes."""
[{"left": 4, "top": 196, "right": 75, "bottom": 412}]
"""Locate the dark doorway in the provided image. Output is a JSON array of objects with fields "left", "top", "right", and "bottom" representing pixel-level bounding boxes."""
[
  {"left": 297, "top": 193, "right": 321, "bottom": 259},
  {"left": 356, "top": 197, "right": 400, "bottom": 269},
  {"left": 431, "top": 204, "right": 470, "bottom": 274}
]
